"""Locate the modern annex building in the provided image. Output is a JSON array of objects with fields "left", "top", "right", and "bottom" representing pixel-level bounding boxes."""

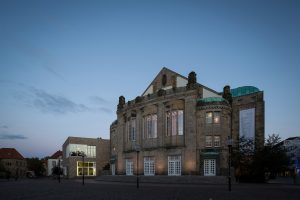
[
  {"left": 62, "top": 137, "right": 110, "bottom": 178},
  {"left": 110, "top": 68, "right": 264, "bottom": 176}
]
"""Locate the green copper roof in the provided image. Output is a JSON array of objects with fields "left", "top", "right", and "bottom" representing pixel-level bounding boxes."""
[
  {"left": 231, "top": 86, "right": 259, "bottom": 97},
  {"left": 197, "top": 97, "right": 226, "bottom": 102}
]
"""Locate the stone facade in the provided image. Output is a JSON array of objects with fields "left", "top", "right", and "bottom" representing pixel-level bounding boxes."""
[
  {"left": 110, "top": 67, "right": 264, "bottom": 176},
  {"left": 62, "top": 137, "right": 110, "bottom": 178}
]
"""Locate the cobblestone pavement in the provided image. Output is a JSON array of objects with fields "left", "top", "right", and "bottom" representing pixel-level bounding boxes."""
[{"left": 0, "top": 178, "right": 299, "bottom": 200}]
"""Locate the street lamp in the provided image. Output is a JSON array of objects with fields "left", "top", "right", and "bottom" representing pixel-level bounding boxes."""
[
  {"left": 227, "top": 136, "right": 233, "bottom": 191},
  {"left": 80, "top": 151, "right": 85, "bottom": 186},
  {"left": 134, "top": 144, "right": 141, "bottom": 189},
  {"left": 58, "top": 157, "right": 61, "bottom": 183}
]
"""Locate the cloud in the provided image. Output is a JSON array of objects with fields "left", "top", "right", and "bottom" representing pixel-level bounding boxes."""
[
  {"left": 30, "top": 87, "right": 89, "bottom": 114},
  {"left": 90, "top": 96, "right": 108, "bottom": 105},
  {"left": 98, "top": 107, "right": 112, "bottom": 113},
  {"left": 44, "top": 66, "right": 67, "bottom": 82},
  {"left": 0, "top": 132, "right": 27, "bottom": 140},
  {"left": 0, "top": 125, "right": 8, "bottom": 129}
]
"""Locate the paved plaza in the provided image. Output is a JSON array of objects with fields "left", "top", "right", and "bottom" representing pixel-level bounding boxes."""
[{"left": 0, "top": 178, "right": 299, "bottom": 200}]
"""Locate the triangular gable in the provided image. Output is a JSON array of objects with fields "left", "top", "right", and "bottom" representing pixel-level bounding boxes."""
[
  {"left": 141, "top": 67, "right": 220, "bottom": 98},
  {"left": 142, "top": 67, "right": 188, "bottom": 96}
]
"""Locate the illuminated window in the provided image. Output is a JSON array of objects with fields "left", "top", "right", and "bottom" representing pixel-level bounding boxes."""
[
  {"left": 206, "top": 112, "right": 213, "bottom": 123},
  {"left": 214, "top": 112, "right": 220, "bottom": 124},
  {"left": 168, "top": 155, "right": 181, "bottom": 176},
  {"left": 144, "top": 114, "right": 157, "bottom": 139},
  {"left": 206, "top": 112, "right": 220, "bottom": 124},
  {"left": 166, "top": 110, "right": 184, "bottom": 136},
  {"left": 77, "top": 161, "right": 96, "bottom": 176},
  {"left": 144, "top": 157, "right": 155, "bottom": 176},
  {"left": 205, "top": 136, "right": 213, "bottom": 147}
]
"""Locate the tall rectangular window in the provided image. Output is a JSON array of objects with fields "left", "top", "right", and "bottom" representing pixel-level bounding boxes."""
[
  {"left": 128, "top": 118, "right": 136, "bottom": 141},
  {"left": 214, "top": 112, "right": 220, "bottom": 124},
  {"left": 168, "top": 155, "right": 181, "bottom": 176},
  {"left": 205, "top": 136, "right": 213, "bottom": 147},
  {"left": 144, "top": 114, "right": 157, "bottom": 139},
  {"left": 87, "top": 146, "right": 96, "bottom": 158},
  {"left": 214, "top": 136, "right": 221, "bottom": 147},
  {"left": 144, "top": 157, "right": 155, "bottom": 176},
  {"left": 206, "top": 112, "right": 213, "bottom": 124},
  {"left": 125, "top": 159, "right": 133, "bottom": 175},
  {"left": 166, "top": 110, "right": 184, "bottom": 136}
]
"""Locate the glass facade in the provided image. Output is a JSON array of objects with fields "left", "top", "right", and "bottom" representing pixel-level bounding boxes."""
[{"left": 66, "top": 144, "right": 96, "bottom": 158}]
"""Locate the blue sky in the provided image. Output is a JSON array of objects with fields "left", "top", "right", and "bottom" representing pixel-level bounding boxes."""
[{"left": 0, "top": 0, "right": 299, "bottom": 158}]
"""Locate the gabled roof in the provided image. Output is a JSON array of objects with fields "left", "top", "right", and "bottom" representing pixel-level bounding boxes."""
[
  {"left": 141, "top": 67, "right": 219, "bottom": 96},
  {"left": 49, "top": 150, "right": 62, "bottom": 159},
  {"left": 0, "top": 148, "right": 25, "bottom": 159},
  {"left": 141, "top": 67, "right": 188, "bottom": 96}
]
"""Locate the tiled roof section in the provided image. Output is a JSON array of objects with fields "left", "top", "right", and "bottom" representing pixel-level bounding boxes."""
[
  {"left": 0, "top": 148, "right": 25, "bottom": 159},
  {"left": 50, "top": 150, "right": 62, "bottom": 159}
]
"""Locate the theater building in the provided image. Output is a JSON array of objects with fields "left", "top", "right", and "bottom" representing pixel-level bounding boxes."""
[{"left": 110, "top": 68, "right": 264, "bottom": 176}]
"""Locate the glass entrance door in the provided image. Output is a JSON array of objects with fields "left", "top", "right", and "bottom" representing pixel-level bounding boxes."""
[{"left": 204, "top": 159, "right": 216, "bottom": 176}]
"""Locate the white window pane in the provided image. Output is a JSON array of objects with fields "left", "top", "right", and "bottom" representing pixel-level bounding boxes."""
[
  {"left": 171, "top": 111, "right": 177, "bottom": 136},
  {"left": 178, "top": 110, "right": 183, "bottom": 135}
]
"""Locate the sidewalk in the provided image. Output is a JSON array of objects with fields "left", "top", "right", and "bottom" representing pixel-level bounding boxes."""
[
  {"left": 96, "top": 175, "right": 230, "bottom": 185},
  {"left": 267, "top": 176, "right": 300, "bottom": 185}
]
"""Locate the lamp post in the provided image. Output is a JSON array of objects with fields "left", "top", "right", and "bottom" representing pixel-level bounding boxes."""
[
  {"left": 80, "top": 151, "right": 85, "bottom": 186},
  {"left": 135, "top": 144, "right": 141, "bottom": 189},
  {"left": 227, "top": 136, "right": 233, "bottom": 191},
  {"left": 58, "top": 158, "right": 61, "bottom": 183}
]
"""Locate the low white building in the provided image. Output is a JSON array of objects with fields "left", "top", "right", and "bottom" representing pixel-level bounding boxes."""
[{"left": 47, "top": 150, "right": 63, "bottom": 176}]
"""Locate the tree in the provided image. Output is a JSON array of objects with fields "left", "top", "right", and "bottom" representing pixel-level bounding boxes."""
[
  {"left": 232, "top": 134, "right": 290, "bottom": 182},
  {"left": 26, "top": 157, "right": 46, "bottom": 177},
  {"left": 260, "top": 134, "right": 290, "bottom": 178},
  {"left": 52, "top": 166, "right": 63, "bottom": 177}
]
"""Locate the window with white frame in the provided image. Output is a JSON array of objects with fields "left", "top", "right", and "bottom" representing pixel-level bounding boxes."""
[
  {"left": 214, "top": 136, "right": 221, "bottom": 147},
  {"left": 166, "top": 110, "right": 184, "bottom": 136},
  {"left": 128, "top": 118, "right": 136, "bottom": 141},
  {"left": 144, "top": 114, "right": 157, "bottom": 139},
  {"left": 204, "top": 159, "right": 216, "bottom": 176},
  {"left": 125, "top": 159, "right": 133, "bottom": 175},
  {"left": 206, "top": 111, "right": 220, "bottom": 124},
  {"left": 77, "top": 161, "right": 96, "bottom": 176},
  {"left": 168, "top": 155, "right": 181, "bottom": 176},
  {"left": 144, "top": 157, "right": 155, "bottom": 176}
]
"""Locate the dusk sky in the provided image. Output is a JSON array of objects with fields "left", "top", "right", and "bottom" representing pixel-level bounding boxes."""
[{"left": 0, "top": 0, "right": 299, "bottom": 158}]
